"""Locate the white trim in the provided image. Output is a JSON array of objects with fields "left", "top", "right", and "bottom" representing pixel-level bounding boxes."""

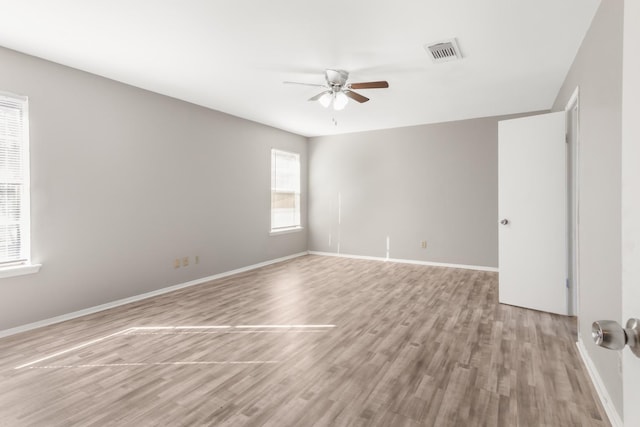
[
  {"left": 308, "top": 251, "right": 498, "bottom": 272},
  {"left": 566, "top": 86, "right": 580, "bottom": 113},
  {"left": 270, "top": 148, "right": 301, "bottom": 232},
  {"left": 0, "top": 92, "right": 32, "bottom": 266},
  {"left": 0, "top": 263, "right": 41, "bottom": 279},
  {"left": 576, "top": 339, "right": 623, "bottom": 427},
  {"left": 270, "top": 226, "right": 304, "bottom": 236},
  {"left": 565, "top": 86, "right": 581, "bottom": 317},
  {"left": 0, "top": 252, "right": 307, "bottom": 339},
  {"left": 21, "top": 95, "right": 33, "bottom": 265}
]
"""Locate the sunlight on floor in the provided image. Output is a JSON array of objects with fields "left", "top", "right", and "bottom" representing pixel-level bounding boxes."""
[{"left": 15, "top": 324, "right": 337, "bottom": 370}]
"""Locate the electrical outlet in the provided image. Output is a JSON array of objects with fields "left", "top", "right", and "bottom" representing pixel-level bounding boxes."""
[
  {"left": 195, "top": 255, "right": 199, "bottom": 265},
  {"left": 182, "top": 257, "right": 189, "bottom": 267},
  {"left": 174, "top": 258, "right": 181, "bottom": 269},
  {"left": 421, "top": 240, "right": 427, "bottom": 249}
]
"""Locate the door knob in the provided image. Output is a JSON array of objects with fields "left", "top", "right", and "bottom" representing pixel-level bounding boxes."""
[
  {"left": 592, "top": 318, "right": 640, "bottom": 358},
  {"left": 500, "top": 219, "right": 509, "bottom": 225}
]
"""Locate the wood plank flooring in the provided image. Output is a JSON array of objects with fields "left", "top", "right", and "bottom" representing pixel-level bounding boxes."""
[{"left": 0, "top": 255, "right": 608, "bottom": 426}]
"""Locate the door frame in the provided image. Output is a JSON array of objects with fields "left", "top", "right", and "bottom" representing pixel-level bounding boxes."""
[{"left": 565, "top": 86, "right": 581, "bottom": 318}]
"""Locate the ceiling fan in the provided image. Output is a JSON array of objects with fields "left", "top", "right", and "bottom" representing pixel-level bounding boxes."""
[{"left": 284, "top": 69, "right": 389, "bottom": 110}]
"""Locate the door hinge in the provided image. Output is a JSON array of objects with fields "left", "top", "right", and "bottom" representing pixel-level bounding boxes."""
[
  {"left": 566, "top": 278, "right": 570, "bottom": 289},
  {"left": 565, "top": 134, "right": 569, "bottom": 143}
]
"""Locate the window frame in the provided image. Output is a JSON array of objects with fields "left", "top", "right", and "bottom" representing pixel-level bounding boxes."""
[
  {"left": 0, "top": 91, "right": 40, "bottom": 278},
  {"left": 270, "top": 148, "right": 302, "bottom": 234}
]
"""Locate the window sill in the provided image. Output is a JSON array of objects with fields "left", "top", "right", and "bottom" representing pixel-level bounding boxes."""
[
  {"left": 270, "top": 226, "right": 304, "bottom": 236},
  {"left": 0, "top": 263, "right": 42, "bottom": 279}
]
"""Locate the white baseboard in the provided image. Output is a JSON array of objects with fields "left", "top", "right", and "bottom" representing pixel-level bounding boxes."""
[
  {"left": 308, "top": 251, "right": 498, "bottom": 272},
  {"left": 0, "top": 252, "right": 308, "bottom": 339},
  {"left": 576, "top": 339, "right": 623, "bottom": 427}
]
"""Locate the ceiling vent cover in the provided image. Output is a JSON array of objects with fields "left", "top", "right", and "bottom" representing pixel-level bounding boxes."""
[{"left": 425, "top": 39, "right": 462, "bottom": 63}]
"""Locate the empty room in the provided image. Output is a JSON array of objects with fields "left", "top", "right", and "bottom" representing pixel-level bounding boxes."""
[{"left": 1, "top": 1, "right": 639, "bottom": 426}]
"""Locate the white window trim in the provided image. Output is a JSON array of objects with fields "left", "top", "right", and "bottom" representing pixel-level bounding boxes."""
[
  {"left": 270, "top": 148, "right": 301, "bottom": 233},
  {"left": 0, "top": 91, "right": 39, "bottom": 279},
  {"left": 269, "top": 225, "right": 304, "bottom": 236},
  {"left": 0, "top": 263, "right": 41, "bottom": 279}
]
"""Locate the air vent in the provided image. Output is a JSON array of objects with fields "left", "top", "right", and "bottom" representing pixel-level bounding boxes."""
[{"left": 425, "top": 39, "right": 462, "bottom": 63}]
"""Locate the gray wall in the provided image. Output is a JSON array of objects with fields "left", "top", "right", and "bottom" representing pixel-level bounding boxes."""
[
  {"left": 552, "top": 0, "right": 623, "bottom": 416},
  {"left": 308, "top": 116, "right": 523, "bottom": 268},
  {"left": 0, "top": 46, "right": 307, "bottom": 331}
]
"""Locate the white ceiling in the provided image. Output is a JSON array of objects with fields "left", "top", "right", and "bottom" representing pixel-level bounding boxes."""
[{"left": 0, "top": 1, "right": 600, "bottom": 137}]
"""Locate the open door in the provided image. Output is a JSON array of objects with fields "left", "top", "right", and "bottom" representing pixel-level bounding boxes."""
[
  {"left": 622, "top": 1, "right": 640, "bottom": 424},
  {"left": 498, "top": 112, "right": 568, "bottom": 315}
]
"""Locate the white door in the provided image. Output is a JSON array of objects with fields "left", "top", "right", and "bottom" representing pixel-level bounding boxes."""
[
  {"left": 498, "top": 112, "right": 568, "bottom": 315},
  {"left": 622, "top": 1, "right": 640, "bottom": 424}
]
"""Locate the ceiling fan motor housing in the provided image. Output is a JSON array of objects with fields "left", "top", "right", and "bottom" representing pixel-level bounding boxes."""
[{"left": 326, "top": 69, "right": 349, "bottom": 88}]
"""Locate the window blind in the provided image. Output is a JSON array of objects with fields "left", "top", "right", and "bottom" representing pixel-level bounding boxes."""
[
  {"left": 0, "top": 93, "right": 29, "bottom": 265},
  {"left": 271, "top": 149, "right": 300, "bottom": 230}
]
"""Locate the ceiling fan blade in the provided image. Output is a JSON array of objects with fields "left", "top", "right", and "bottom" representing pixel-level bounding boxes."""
[
  {"left": 308, "top": 90, "right": 331, "bottom": 101},
  {"left": 349, "top": 81, "right": 389, "bottom": 89},
  {"left": 283, "top": 81, "right": 327, "bottom": 88},
  {"left": 344, "top": 90, "right": 369, "bottom": 103}
]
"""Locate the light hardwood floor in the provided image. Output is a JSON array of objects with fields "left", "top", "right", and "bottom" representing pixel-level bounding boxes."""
[{"left": 0, "top": 255, "right": 608, "bottom": 426}]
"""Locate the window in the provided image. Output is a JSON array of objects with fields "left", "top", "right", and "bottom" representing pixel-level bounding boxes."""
[
  {"left": 271, "top": 149, "right": 301, "bottom": 232},
  {"left": 0, "top": 92, "right": 35, "bottom": 275}
]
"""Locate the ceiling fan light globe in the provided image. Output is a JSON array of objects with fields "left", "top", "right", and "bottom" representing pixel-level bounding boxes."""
[
  {"left": 333, "top": 91, "right": 349, "bottom": 110},
  {"left": 318, "top": 92, "right": 332, "bottom": 108}
]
